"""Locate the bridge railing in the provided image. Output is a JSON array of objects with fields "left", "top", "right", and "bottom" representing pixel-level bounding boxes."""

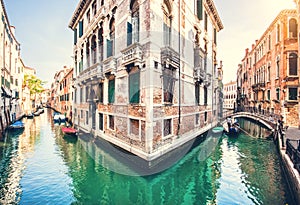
[
  {"left": 286, "top": 139, "right": 300, "bottom": 174},
  {"left": 237, "top": 106, "right": 282, "bottom": 123}
]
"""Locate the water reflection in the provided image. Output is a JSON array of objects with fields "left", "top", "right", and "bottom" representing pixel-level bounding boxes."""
[
  {"left": 0, "top": 109, "right": 293, "bottom": 204},
  {"left": 238, "top": 117, "right": 273, "bottom": 138}
]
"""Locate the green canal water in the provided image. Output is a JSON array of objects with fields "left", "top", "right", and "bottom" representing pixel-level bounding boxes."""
[{"left": 0, "top": 110, "right": 294, "bottom": 204}]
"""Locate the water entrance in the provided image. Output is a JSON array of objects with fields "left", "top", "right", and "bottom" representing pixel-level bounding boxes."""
[{"left": 0, "top": 109, "right": 293, "bottom": 204}]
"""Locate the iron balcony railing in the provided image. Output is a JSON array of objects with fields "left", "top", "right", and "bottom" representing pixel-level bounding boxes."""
[{"left": 286, "top": 139, "right": 300, "bottom": 174}]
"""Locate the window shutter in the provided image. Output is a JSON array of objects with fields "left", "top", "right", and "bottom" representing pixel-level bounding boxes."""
[
  {"left": 108, "top": 79, "right": 115, "bottom": 103},
  {"left": 127, "top": 22, "right": 132, "bottom": 46},
  {"left": 129, "top": 71, "right": 140, "bottom": 103},
  {"left": 79, "top": 21, "right": 83, "bottom": 37},
  {"left": 107, "top": 39, "right": 112, "bottom": 57},
  {"left": 74, "top": 29, "right": 77, "bottom": 45},
  {"left": 197, "top": 0, "right": 203, "bottom": 20}
]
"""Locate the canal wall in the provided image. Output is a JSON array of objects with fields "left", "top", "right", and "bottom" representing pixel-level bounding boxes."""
[
  {"left": 221, "top": 116, "right": 300, "bottom": 204},
  {"left": 277, "top": 131, "right": 300, "bottom": 204}
]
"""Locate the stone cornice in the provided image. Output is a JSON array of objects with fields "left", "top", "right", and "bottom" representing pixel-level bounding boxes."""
[
  {"left": 69, "top": 0, "right": 92, "bottom": 29},
  {"left": 249, "top": 9, "right": 296, "bottom": 54},
  {"left": 0, "top": 0, "right": 20, "bottom": 45},
  {"left": 204, "top": 0, "right": 224, "bottom": 31}
]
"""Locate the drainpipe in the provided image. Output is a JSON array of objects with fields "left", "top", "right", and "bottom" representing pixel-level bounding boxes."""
[{"left": 177, "top": 0, "right": 181, "bottom": 136}]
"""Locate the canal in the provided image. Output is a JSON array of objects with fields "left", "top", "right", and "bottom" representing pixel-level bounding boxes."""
[{"left": 0, "top": 109, "right": 294, "bottom": 204}]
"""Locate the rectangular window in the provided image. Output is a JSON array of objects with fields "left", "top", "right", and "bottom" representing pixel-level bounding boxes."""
[
  {"left": 87, "top": 10, "right": 90, "bottom": 23},
  {"left": 195, "top": 82, "right": 200, "bottom": 104},
  {"left": 86, "top": 111, "right": 89, "bottom": 124},
  {"left": 127, "top": 22, "right": 132, "bottom": 46},
  {"left": 73, "top": 29, "right": 77, "bottom": 45},
  {"left": 204, "top": 111, "right": 207, "bottom": 122},
  {"left": 288, "top": 87, "right": 297, "bottom": 101},
  {"left": 108, "top": 78, "right": 115, "bottom": 103},
  {"left": 86, "top": 86, "right": 89, "bottom": 102},
  {"left": 81, "top": 110, "right": 83, "bottom": 119},
  {"left": 99, "top": 113, "right": 103, "bottom": 131},
  {"left": 163, "top": 119, "right": 172, "bottom": 137},
  {"left": 163, "top": 68, "right": 175, "bottom": 103},
  {"left": 80, "top": 87, "right": 83, "bottom": 102},
  {"left": 276, "top": 88, "right": 280, "bottom": 101},
  {"left": 196, "top": 0, "right": 203, "bottom": 20},
  {"left": 107, "top": 39, "right": 112, "bottom": 57},
  {"left": 79, "top": 60, "right": 83, "bottom": 73},
  {"left": 79, "top": 20, "right": 83, "bottom": 37},
  {"left": 213, "top": 28, "right": 217, "bottom": 45},
  {"left": 195, "top": 113, "right": 200, "bottom": 126},
  {"left": 267, "top": 90, "right": 270, "bottom": 100},
  {"left": 204, "top": 86, "right": 208, "bottom": 105},
  {"left": 92, "top": 1, "right": 97, "bottom": 16},
  {"left": 109, "top": 115, "right": 114, "bottom": 130},
  {"left": 98, "top": 83, "right": 104, "bottom": 103},
  {"left": 129, "top": 70, "right": 140, "bottom": 103},
  {"left": 130, "top": 119, "right": 139, "bottom": 136}
]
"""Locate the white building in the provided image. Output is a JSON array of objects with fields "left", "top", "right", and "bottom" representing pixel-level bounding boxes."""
[
  {"left": 223, "top": 81, "right": 237, "bottom": 110},
  {"left": 0, "top": 0, "right": 23, "bottom": 128},
  {"left": 69, "top": 0, "right": 223, "bottom": 160}
]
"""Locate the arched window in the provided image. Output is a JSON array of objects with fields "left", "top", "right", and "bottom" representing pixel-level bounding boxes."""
[
  {"left": 163, "top": 0, "right": 172, "bottom": 46},
  {"left": 91, "top": 35, "right": 97, "bottom": 64},
  {"left": 277, "top": 24, "right": 280, "bottom": 42},
  {"left": 267, "top": 62, "right": 271, "bottom": 81},
  {"left": 107, "top": 17, "right": 115, "bottom": 57},
  {"left": 289, "top": 53, "right": 298, "bottom": 76},
  {"left": 130, "top": 0, "right": 139, "bottom": 44},
  {"left": 86, "top": 40, "right": 90, "bottom": 67},
  {"left": 289, "top": 18, "right": 297, "bottom": 38},
  {"left": 98, "top": 26, "right": 104, "bottom": 61},
  {"left": 276, "top": 56, "right": 280, "bottom": 78}
]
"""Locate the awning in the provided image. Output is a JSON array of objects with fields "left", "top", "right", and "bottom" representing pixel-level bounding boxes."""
[{"left": 1, "top": 86, "right": 12, "bottom": 98}]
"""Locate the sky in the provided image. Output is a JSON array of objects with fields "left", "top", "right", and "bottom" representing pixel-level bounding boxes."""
[{"left": 3, "top": 0, "right": 297, "bottom": 87}]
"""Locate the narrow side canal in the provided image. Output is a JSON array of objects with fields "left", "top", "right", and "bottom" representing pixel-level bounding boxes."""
[{"left": 0, "top": 109, "right": 294, "bottom": 204}]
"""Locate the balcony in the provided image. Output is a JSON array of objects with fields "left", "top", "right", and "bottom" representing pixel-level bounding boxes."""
[
  {"left": 121, "top": 42, "right": 143, "bottom": 66},
  {"left": 76, "top": 64, "right": 98, "bottom": 84},
  {"left": 252, "top": 82, "right": 265, "bottom": 91},
  {"left": 194, "top": 47, "right": 205, "bottom": 82},
  {"left": 103, "top": 56, "right": 117, "bottom": 74},
  {"left": 161, "top": 46, "right": 180, "bottom": 69},
  {"left": 194, "top": 66, "right": 205, "bottom": 81}
]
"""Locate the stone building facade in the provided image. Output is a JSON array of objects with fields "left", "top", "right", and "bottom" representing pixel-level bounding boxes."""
[
  {"left": 69, "top": 0, "right": 223, "bottom": 160},
  {"left": 237, "top": 9, "right": 298, "bottom": 127},
  {"left": 223, "top": 81, "right": 236, "bottom": 111},
  {"left": 0, "top": 0, "right": 22, "bottom": 131},
  {"left": 293, "top": 0, "right": 300, "bottom": 128}
]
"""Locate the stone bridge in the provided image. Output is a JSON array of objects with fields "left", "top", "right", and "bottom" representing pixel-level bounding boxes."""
[{"left": 221, "top": 111, "right": 278, "bottom": 132}]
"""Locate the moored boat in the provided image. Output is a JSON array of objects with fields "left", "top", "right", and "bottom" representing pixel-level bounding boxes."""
[
  {"left": 8, "top": 121, "right": 25, "bottom": 130},
  {"left": 53, "top": 113, "right": 66, "bottom": 124},
  {"left": 61, "top": 126, "right": 77, "bottom": 136}
]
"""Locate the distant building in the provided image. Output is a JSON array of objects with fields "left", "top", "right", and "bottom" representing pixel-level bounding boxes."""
[
  {"left": 238, "top": 9, "right": 298, "bottom": 127},
  {"left": 223, "top": 81, "right": 237, "bottom": 111},
  {"left": 69, "top": 0, "right": 224, "bottom": 160},
  {"left": 293, "top": 0, "right": 300, "bottom": 129},
  {"left": 0, "top": 0, "right": 22, "bottom": 129},
  {"left": 50, "top": 66, "right": 74, "bottom": 121}
]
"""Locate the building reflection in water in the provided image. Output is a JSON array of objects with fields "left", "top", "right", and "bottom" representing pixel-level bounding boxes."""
[
  {"left": 0, "top": 115, "right": 40, "bottom": 204},
  {"left": 55, "top": 128, "right": 221, "bottom": 204},
  {"left": 238, "top": 117, "right": 273, "bottom": 138}
]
